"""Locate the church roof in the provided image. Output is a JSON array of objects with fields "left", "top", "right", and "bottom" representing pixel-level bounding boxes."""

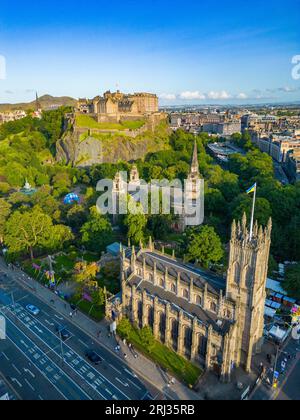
[
  {"left": 128, "top": 275, "right": 232, "bottom": 336},
  {"left": 135, "top": 251, "right": 226, "bottom": 294}
]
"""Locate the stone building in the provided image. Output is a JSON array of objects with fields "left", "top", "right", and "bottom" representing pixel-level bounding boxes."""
[
  {"left": 77, "top": 90, "right": 159, "bottom": 123},
  {"left": 106, "top": 215, "right": 272, "bottom": 381}
]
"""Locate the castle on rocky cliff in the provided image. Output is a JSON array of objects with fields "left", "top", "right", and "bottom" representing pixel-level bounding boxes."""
[{"left": 77, "top": 90, "right": 160, "bottom": 123}]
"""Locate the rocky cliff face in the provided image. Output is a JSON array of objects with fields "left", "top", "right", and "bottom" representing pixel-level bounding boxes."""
[{"left": 56, "top": 122, "right": 170, "bottom": 167}]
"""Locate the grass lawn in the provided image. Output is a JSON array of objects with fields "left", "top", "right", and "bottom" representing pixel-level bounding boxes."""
[
  {"left": 76, "top": 114, "right": 145, "bottom": 131},
  {"left": 117, "top": 321, "right": 202, "bottom": 386},
  {"left": 69, "top": 296, "right": 104, "bottom": 322}
]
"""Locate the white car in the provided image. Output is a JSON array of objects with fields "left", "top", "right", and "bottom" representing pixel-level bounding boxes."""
[{"left": 26, "top": 304, "right": 40, "bottom": 316}]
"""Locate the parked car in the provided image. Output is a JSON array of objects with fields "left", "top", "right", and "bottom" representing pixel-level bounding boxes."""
[
  {"left": 85, "top": 350, "right": 102, "bottom": 365},
  {"left": 55, "top": 325, "right": 71, "bottom": 341},
  {"left": 26, "top": 304, "right": 40, "bottom": 316}
]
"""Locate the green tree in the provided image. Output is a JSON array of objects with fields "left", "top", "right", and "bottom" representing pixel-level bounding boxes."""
[
  {"left": 81, "top": 207, "right": 113, "bottom": 252},
  {"left": 117, "top": 318, "right": 133, "bottom": 340},
  {"left": 0, "top": 199, "right": 11, "bottom": 244},
  {"left": 5, "top": 206, "right": 72, "bottom": 259},
  {"left": 186, "top": 225, "right": 224, "bottom": 268},
  {"left": 124, "top": 201, "right": 147, "bottom": 245},
  {"left": 283, "top": 265, "right": 300, "bottom": 300}
]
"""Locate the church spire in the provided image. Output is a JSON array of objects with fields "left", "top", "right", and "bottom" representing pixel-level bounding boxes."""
[
  {"left": 35, "top": 92, "right": 41, "bottom": 112},
  {"left": 190, "top": 139, "right": 200, "bottom": 176}
]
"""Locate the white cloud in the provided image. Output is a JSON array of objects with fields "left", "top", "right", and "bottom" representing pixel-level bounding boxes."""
[
  {"left": 207, "top": 90, "right": 231, "bottom": 100},
  {"left": 179, "top": 91, "right": 206, "bottom": 100},
  {"left": 236, "top": 92, "right": 248, "bottom": 99},
  {"left": 159, "top": 93, "right": 177, "bottom": 101}
]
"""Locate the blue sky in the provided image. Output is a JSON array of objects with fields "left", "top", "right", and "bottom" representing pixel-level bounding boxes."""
[{"left": 0, "top": 0, "right": 300, "bottom": 105}]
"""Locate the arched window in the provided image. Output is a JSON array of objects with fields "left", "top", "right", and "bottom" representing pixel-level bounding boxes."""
[
  {"left": 210, "top": 301, "right": 217, "bottom": 313},
  {"left": 148, "top": 306, "right": 154, "bottom": 328},
  {"left": 159, "top": 278, "right": 165, "bottom": 288},
  {"left": 234, "top": 262, "right": 241, "bottom": 285},
  {"left": 159, "top": 312, "right": 166, "bottom": 339},
  {"left": 171, "top": 319, "right": 179, "bottom": 341},
  {"left": 149, "top": 273, "right": 154, "bottom": 283},
  {"left": 138, "top": 301, "right": 143, "bottom": 329},
  {"left": 170, "top": 283, "right": 177, "bottom": 294},
  {"left": 224, "top": 309, "right": 232, "bottom": 319},
  {"left": 195, "top": 295, "right": 202, "bottom": 306},
  {"left": 184, "top": 327, "right": 193, "bottom": 354},
  {"left": 244, "top": 265, "right": 253, "bottom": 288},
  {"left": 182, "top": 289, "right": 189, "bottom": 300}
]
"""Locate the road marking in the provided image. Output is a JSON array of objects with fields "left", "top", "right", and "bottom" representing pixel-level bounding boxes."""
[
  {"left": 6, "top": 309, "right": 108, "bottom": 400},
  {"left": 3, "top": 317, "right": 92, "bottom": 401},
  {"left": 24, "top": 378, "right": 35, "bottom": 392},
  {"left": 78, "top": 339, "right": 89, "bottom": 348},
  {"left": 5, "top": 276, "right": 154, "bottom": 399},
  {"left": 44, "top": 320, "right": 55, "bottom": 327},
  {"left": 12, "top": 364, "right": 22, "bottom": 375},
  {"left": 10, "top": 306, "right": 129, "bottom": 400},
  {"left": 38, "top": 395, "right": 44, "bottom": 401},
  {"left": 54, "top": 314, "right": 64, "bottom": 321},
  {"left": 124, "top": 368, "right": 138, "bottom": 378},
  {"left": 2, "top": 352, "right": 10, "bottom": 361},
  {"left": 11, "top": 378, "right": 22, "bottom": 388},
  {"left": 33, "top": 326, "right": 43, "bottom": 334},
  {"left": 109, "top": 364, "right": 122, "bottom": 375},
  {"left": 20, "top": 340, "right": 29, "bottom": 349},
  {"left": 24, "top": 368, "right": 35, "bottom": 378},
  {"left": 115, "top": 377, "right": 129, "bottom": 387}
]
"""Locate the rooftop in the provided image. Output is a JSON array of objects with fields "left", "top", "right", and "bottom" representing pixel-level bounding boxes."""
[{"left": 128, "top": 275, "right": 232, "bottom": 335}]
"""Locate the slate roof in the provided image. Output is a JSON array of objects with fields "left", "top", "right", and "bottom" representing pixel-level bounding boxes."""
[
  {"left": 134, "top": 251, "right": 226, "bottom": 294},
  {"left": 128, "top": 275, "right": 232, "bottom": 336}
]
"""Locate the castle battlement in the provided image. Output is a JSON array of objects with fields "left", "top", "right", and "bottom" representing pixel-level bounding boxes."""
[{"left": 77, "top": 90, "right": 159, "bottom": 120}]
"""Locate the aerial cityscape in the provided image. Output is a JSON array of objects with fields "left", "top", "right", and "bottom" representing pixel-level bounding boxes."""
[{"left": 0, "top": 0, "right": 299, "bottom": 406}]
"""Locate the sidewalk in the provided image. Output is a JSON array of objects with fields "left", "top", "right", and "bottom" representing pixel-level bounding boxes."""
[
  {"left": 251, "top": 336, "right": 300, "bottom": 400},
  {"left": 0, "top": 259, "right": 201, "bottom": 401}
]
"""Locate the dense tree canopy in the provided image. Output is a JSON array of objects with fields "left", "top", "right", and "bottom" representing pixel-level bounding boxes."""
[{"left": 185, "top": 225, "right": 224, "bottom": 268}]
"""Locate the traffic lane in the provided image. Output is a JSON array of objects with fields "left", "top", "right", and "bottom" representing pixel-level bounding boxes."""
[
  {"left": 14, "top": 292, "right": 149, "bottom": 400},
  {"left": 6, "top": 303, "right": 132, "bottom": 401},
  {"left": 1, "top": 274, "right": 152, "bottom": 400},
  {"left": 0, "top": 339, "right": 64, "bottom": 401},
  {"left": 3, "top": 315, "right": 92, "bottom": 401},
  {"left": 278, "top": 358, "right": 300, "bottom": 400}
]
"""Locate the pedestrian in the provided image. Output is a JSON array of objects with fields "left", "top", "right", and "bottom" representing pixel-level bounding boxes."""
[
  {"left": 124, "top": 353, "right": 127, "bottom": 359},
  {"left": 69, "top": 311, "right": 73, "bottom": 318},
  {"left": 97, "top": 330, "right": 102, "bottom": 338}
]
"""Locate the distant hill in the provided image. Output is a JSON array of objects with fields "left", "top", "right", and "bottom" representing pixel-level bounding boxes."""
[{"left": 0, "top": 94, "right": 77, "bottom": 112}]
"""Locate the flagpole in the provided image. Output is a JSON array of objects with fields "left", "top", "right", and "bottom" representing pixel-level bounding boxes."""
[{"left": 249, "top": 183, "right": 257, "bottom": 240}]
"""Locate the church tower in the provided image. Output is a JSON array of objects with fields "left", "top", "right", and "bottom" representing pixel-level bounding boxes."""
[
  {"left": 226, "top": 214, "right": 272, "bottom": 372},
  {"left": 129, "top": 165, "right": 140, "bottom": 185}
]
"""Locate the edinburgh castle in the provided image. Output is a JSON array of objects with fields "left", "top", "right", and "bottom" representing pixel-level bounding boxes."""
[{"left": 77, "top": 90, "right": 160, "bottom": 124}]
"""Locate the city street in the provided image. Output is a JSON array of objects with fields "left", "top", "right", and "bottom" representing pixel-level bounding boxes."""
[
  {"left": 251, "top": 338, "right": 300, "bottom": 400},
  {"left": 0, "top": 268, "right": 152, "bottom": 401}
]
